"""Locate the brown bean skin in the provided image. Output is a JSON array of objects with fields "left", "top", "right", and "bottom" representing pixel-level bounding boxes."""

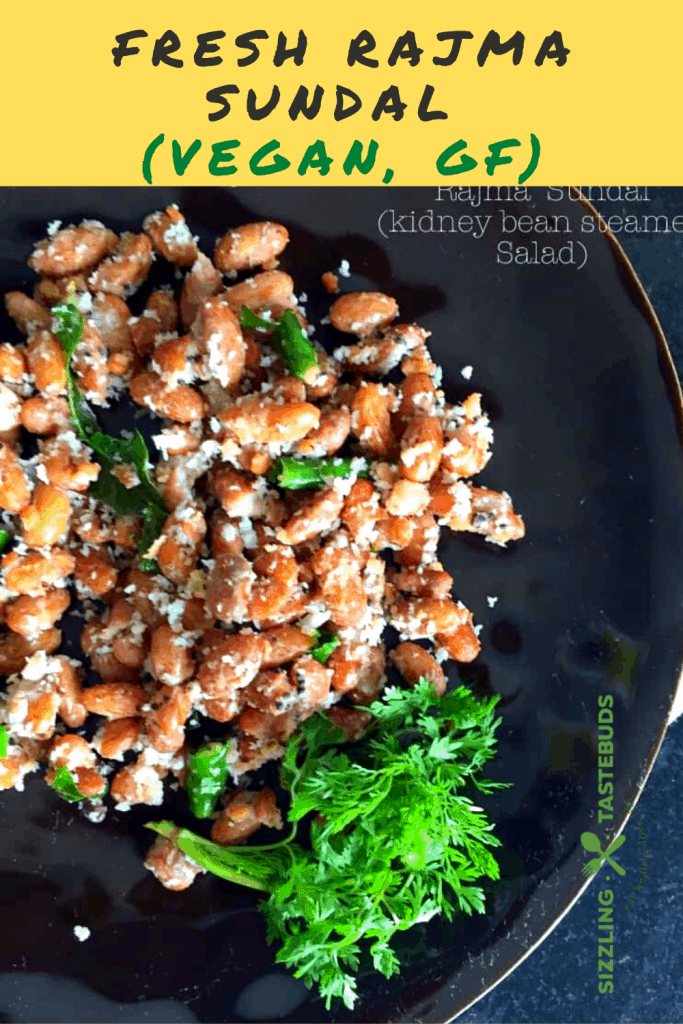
[
  {"left": 350, "top": 384, "right": 395, "bottom": 457},
  {"left": 328, "top": 641, "right": 370, "bottom": 695},
  {"left": 25, "top": 333, "right": 67, "bottom": 397},
  {"left": 88, "top": 232, "right": 153, "bottom": 297},
  {"left": 122, "top": 569, "right": 169, "bottom": 629},
  {"left": 180, "top": 253, "right": 222, "bottom": 329},
  {"left": 3, "top": 548, "right": 75, "bottom": 596},
  {"left": 94, "top": 717, "right": 141, "bottom": 760},
  {"left": 392, "top": 565, "right": 453, "bottom": 600},
  {"left": 145, "top": 684, "right": 193, "bottom": 753},
  {"left": 130, "top": 371, "right": 207, "bottom": 423},
  {"left": 219, "top": 399, "right": 320, "bottom": 447},
  {"left": 277, "top": 487, "right": 345, "bottom": 546},
  {"left": 344, "top": 645, "right": 386, "bottom": 706},
  {"left": 326, "top": 706, "right": 373, "bottom": 741},
  {"left": 150, "top": 623, "right": 195, "bottom": 685},
  {"left": 80, "top": 611, "right": 138, "bottom": 682},
  {"left": 41, "top": 438, "right": 100, "bottom": 493},
  {"left": 20, "top": 396, "right": 70, "bottom": 436},
  {"left": 0, "top": 749, "right": 39, "bottom": 791},
  {"left": 399, "top": 416, "right": 443, "bottom": 483},
  {"left": 390, "top": 596, "right": 469, "bottom": 638},
  {"left": 145, "top": 835, "right": 205, "bottom": 890},
  {"left": 73, "top": 549, "right": 118, "bottom": 597},
  {"left": 111, "top": 758, "right": 165, "bottom": 807},
  {"left": 205, "top": 553, "right": 255, "bottom": 624},
  {"left": 146, "top": 289, "right": 179, "bottom": 332},
  {"left": 214, "top": 222, "right": 289, "bottom": 273},
  {"left": 6, "top": 588, "right": 71, "bottom": 638},
  {"left": 398, "top": 372, "right": 438, "bottom": 423},
  {"left": 143, "top": 207, "right": 199, "bottom": 267},
  {"left": 33, "top": 276, "right": 90, "bottom": 308},
  {"left": 156, "top": 505, "right": 206, "bottom": 585},
  {"left": 210, "top": 787, "right": 282, "bottom": 846},
  {"left": 8, "top": 688, "right": 61, "bottom": 740},
  {"left": 394, "top": 512, "right": 439, "bottom": 567},
  {"left": 436, "top": 623, "right": 481, "bottom": 663},
  {"left": 29, "top": 221, "right": 117, "bottom": 277},
  {"left": 152, "top": 335, "right": 195, "bottom": 386},
  {"left": 428, "top": 478, "right": 473, "bottom": 530},
  {"left": 290, "top": 654, "right": 332, "bottom": 708},
  {"left": 0, "top": 381, "right": 23, "bottom": 437},
  {"left": 336, "top": 323, "right": 425, "bottom": 377},
  {"left": 385, "top": 479, "right": 431, "bottom": 517},
  {"left": 310, "top": 541, "right": 368, "bottom": 630},
  {"left": 210, "top": 467, "right": 267, "bottom": 519},
  {"left": 329, "top": 291, "right": 399, "bottom": 337},
  {"left": 223, "top": 270, "right": 295, "bottom": 316},
  {"left": 261, "top": 626, "right": 312, "bottom": 668},
  {"left": 295, "top": 407, "right": 350, "bottom": 457},
  {"left": 391, "top": 641, "right": 447, "bottom": 695},
  {"left": 466, "top": 487, "right": 526, "bottom": 546},
  {"left": 248, "top": 546, "right": 298, "bottom": 622},
  {"left": 0, "top": 628, "right": 62, "bottom": 675},
  {"left": 238, "top": 707, "right": 296, "bottom": 744},
  {"left": 5, "top": 292, "right": 52, "bottom": 334},
  {"left": 0, "top": 443, "right": 32, "bottom": 513},
  {"left": 91, "top": 294, "right": 137, "bottom": 378},
  {"left": 191, "top": 295, "right": 246, "bottom": 389},
  {"left": 130, "top": 313, "right": 161, "bottom": 358},
  {"left": 209, "top": 509, "right": 244, "bottom": 557},
  {"left": 243, "top": 669, "right": 295, "bottom": 711},
  {"left": 0, "top": 343, "right": 27, "bottom": 384},
  {"left": 322, "top": 271, "right": 339, "bottom": 294},
  {"left": 71, "top": 321, "right": 108, "bottom": 405},
  {"left": 341, "top": 478, "right": 381, "bottom": 541},
  {"left": 19, "top": 484, "right": 71, "bottom": 547},
  {"left": 52, "top": 657, "right": 88, "bottom": 728},
  {"left": 82, "top": 682, "right": 146, "bottom": 719},
  {"left": 197, "top": 633, "right": 267, "bottom": 698},
  {"left": 47, "top": 733, "right": 96, "bottom": 770}
]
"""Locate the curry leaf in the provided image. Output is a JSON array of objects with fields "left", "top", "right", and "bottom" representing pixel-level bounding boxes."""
[{"left": 53, "top": 291, "right": 168, "bottom": 565}]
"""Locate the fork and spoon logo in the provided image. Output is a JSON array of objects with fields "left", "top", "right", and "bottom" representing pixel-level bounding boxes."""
[{"left": 580, "top": 832, "right": 626, "bottom": 878}]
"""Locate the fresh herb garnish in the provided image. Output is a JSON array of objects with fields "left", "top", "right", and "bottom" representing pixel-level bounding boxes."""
[
  {"left": 138, "top": 557, "right": 160, "bottom": 574},
  {"left": 50, "top": 764, "right": 107, "bottom": 803},
  {"left": 241, "top": 306, "right": 318, "bottom": 383},
  {"left": 268, "top": 455, "right": 368, "bottom": 490},
  {"left": 0, "top": 529, "right": 11, "bottom": 553},
  {"left": 308, "top": 629, "right": 340, "bottom": 664},
  {"left": 148, "top": 821, "right": 292, "bottom": 891},
  {"left": 186, "top": 740, "right": 232, "bottom": 819},
  {"left": 0, "top": 725, "right": 7, "bottom": 758},
  {"left": 53, "top": 290, "right": 168, "bottom": 564},
  {"left": 147, "top": 679, "right": 508, "bottom": 1010}
]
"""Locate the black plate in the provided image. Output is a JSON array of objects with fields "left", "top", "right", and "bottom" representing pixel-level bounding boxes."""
[{"left": 1, "top": 187, "right": 682, "bottom": 1024}]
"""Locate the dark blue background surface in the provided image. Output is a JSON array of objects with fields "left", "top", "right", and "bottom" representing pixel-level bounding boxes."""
[{"left": 458, "top": 187, "right": 683, "bottom": 1024}]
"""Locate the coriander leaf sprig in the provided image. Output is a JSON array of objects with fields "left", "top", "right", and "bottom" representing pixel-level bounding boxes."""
[
  {"left": 308, "top": 629, "right": 340, "bottom": 664},
  {"left": 147, "top": 679, "right": 509, "bottom": 1010},
  {"left": 53, "top": 288, "right": 168, "bottom": 565}
]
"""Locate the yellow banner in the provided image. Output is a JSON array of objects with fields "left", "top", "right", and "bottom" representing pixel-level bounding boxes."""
[{"left": 1, "top": 0, "right": 679, "bottom": 184}]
